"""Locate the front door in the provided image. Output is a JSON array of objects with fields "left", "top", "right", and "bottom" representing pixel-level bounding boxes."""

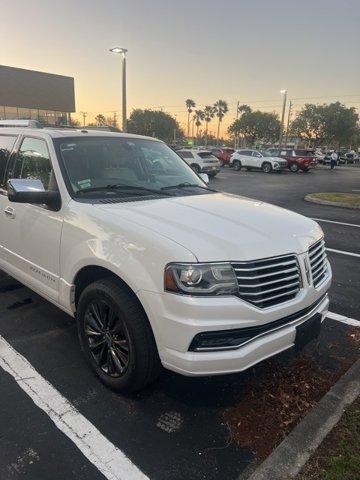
[
  {"left": 1, "top": 136, "right": 63, "bottom": 302},
  {"left": 0, "top": 134, "right": 19, "bottom": 265}
]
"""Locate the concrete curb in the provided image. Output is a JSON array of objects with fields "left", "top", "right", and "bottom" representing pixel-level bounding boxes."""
[
  {"left": 244, "top": 358, "right": 360, "bottom": 480},
  {"left": 305, "top": 194, "right": 360, "bottom": 210}
]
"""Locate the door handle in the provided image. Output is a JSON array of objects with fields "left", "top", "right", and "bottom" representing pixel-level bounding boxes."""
[{"left": 4, "top": 206, "right": 15, "bottom": 219}]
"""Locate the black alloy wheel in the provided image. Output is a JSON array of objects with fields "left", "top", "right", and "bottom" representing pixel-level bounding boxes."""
[
  {"left": 84, "top": 299, "right": 129, "bottom": 377},
  {"left": 77, "top": 278, "right": 160, "bottom": 392}
]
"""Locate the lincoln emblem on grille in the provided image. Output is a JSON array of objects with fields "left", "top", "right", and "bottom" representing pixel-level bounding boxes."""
[{"left": 303, "top": 257, "right": 311, "bottom": 284}]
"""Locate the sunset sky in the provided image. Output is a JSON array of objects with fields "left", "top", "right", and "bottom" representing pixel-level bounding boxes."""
[{"left": 2, "top": 0, "right": 360, "bottom": 134}]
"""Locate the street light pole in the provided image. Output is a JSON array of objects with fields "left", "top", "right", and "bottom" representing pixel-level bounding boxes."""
[
  {"left": 279, "top": 89, "right": 287, "bottom": 147},
  {"left": 109, "top": 47, "right": 128, "bottom": 132}
]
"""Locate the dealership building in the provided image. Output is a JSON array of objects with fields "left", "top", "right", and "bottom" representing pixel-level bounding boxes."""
[{"left": 0, "top": 65, "right": 75, "bottom": 125}]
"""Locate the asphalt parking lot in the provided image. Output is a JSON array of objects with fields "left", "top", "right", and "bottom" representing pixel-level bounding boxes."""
[{"left": 0, "top": 165, "right": 359, "bottom": 480}]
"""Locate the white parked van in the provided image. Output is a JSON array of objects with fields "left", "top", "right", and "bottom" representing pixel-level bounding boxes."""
[{"left": 0, "top": 123, "right": 331, "bottom": 392}]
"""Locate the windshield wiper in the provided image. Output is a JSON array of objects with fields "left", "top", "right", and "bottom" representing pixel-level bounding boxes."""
[
  {"left": 161, "top": 182, "right": 216, "bottom": 192},
  {"left": 77, "top": 184, "right": 174, "bottom": 196}
]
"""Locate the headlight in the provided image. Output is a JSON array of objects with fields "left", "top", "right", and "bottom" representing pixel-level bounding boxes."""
[
  {"left": 165, "top": 263, "right": 238, "bottom": 295},
  {"left": 273, "top": 162, "right": 279, "bottom": 167}
]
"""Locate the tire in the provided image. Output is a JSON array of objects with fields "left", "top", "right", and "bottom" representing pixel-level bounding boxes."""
[
  {"left": 233, "top": 160, "right": 241, "bottom": 171},
  {"left": 302, "top": 167, "right": 309, "bottom": 172},
  {"left": 77, "top": 278, "right": 160, "bottom": 393},
  {"left": 219, "top": 160, "right": 224, "bottom": 167},
  {"left": 289, "top": 163, "right": 299, "bottom": 172},
  {"left": 262, "top": 162, "right": 272, "bottom": 173},
  {"left": 191, "top": 164, "right": 201, "bottom": 174}
]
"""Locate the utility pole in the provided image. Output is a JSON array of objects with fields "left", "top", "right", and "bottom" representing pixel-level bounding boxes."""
[
  {"left": 284, "top": 101, "right": 292, "bottom": 148},
  {"left": 81, "top": 112, "right": 87, "bottom": 127},
  {"left": 235, "top": 100, "right": 240, "bottom": 149},
  {"left": 279, "top": 90, "right": 287, "bottom": 147},
  {"left": 112, "top": 111, "right": 118, "bottom": 128}
]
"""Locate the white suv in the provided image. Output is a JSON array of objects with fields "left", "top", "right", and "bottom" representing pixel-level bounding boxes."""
[
  {"left": 230, "top": 149, "right": 288, "bottom": 172},
  {"left": 177, "top": 149, "right": 221, "bottom": 177},
  {"left": 0, "top": 123, "right": 331, "bottom": 392}
]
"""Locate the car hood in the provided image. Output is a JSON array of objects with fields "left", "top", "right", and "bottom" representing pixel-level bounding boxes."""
[{"left": 95, "top": 192, "right": 322, "bottom": 262}]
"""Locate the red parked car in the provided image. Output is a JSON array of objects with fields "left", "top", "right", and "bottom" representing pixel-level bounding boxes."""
[
  {"left": 208, "top": 147, "right": 235, "bottom": 166},
  {"left": 268, "top": 149, "right": 317, "bottom": 172}
]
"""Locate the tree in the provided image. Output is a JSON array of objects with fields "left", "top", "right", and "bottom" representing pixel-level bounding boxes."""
[
  {"left": 228, "top": 108, "right": 281, "bottom": 145},
  {"left": 203, "top": 105, "right": 215, "bottom": 146},
  {"left": 291, "top": 102, "right": 359, "bottom": 147},
  {"left": 213, "top": 100, "right": 228, "bottom": 144},
  {"left": 185, "top": 99, "right": 196, "bottom": 137},
  {"left": 95, "top": 114, "right": 106, "bottom": 126},
  {"left": 322, "top": 102, "right": 359, "bottom": 147},
  {"left": 127, "top": 109, "right": 184, "bottom": 142},
  {"left": 290, "top": 104, "right": 325, "bottom": 145},
  {"left": 68, "top": 117, "right": 80, "bottom": 127},
  {"left": 193, "top": 109, "right": 205, "bottom": 143}
]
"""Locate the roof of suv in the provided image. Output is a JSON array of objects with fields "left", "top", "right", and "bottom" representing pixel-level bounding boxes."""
[{"left": 0, "top": 127, "right": 163, "bottom": 142}]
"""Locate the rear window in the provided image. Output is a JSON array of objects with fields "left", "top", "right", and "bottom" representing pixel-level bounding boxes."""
[
  {"left": 224, "top": 148, "right": 234, "bottom": 153},
  {"left": 0, "top": 135, "right": 16, "bottom": 186},
  {"left": 197, "top": 152, "right": 214, "bottom": 159},
  {"left": 178, "top": 151, "right": 194, "bottom": 159}
]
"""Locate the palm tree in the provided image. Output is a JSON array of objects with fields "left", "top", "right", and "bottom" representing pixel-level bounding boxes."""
[
  {"left": 193, "top": 109, "right": 205, "bottom": 144},
  {"left": 185, "top": 99, "right": 196, "bottom": 137},
  {"left": 213, "top": 100, "right": 229, "bottom": 145},
  {"left": 203, "top": 105, "right": 215, "bottom": 146}
]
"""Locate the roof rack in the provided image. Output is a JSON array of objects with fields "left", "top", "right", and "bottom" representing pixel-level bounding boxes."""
[{"left": 0, "top": 119, "right": 43, "bottom": 128}]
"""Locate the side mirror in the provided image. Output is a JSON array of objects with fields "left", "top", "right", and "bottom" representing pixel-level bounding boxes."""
[
  {"left": 199, "top": 173, "right": 209, "bottom": 184},
  {"left": 7, "top": 179, "right": 61, "bottom": 210}
]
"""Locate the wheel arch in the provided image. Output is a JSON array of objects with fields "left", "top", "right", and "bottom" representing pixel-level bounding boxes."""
[{"left": 73, "top": 265, "right": 139, "bottom": 311}]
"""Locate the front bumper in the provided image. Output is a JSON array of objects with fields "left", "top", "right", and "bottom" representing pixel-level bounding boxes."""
[
  {"left": 273, "top": 163, "right": 288, "bottom": 170},
  {"left": 138, "top": 267, "right": 331, "bottom": 376}
]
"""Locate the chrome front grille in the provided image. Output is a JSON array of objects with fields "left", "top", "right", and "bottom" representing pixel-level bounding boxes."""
[
  {"left": 309, "top": 239, "right": 328, "bottom": 287},
  {"left": 231, "top": 254, "right": 301, "bottom": 308}
]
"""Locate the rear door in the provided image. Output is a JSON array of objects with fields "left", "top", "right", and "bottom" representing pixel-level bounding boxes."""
[{"left": 1, "top": 135, "right": 63, "bottom": 301}]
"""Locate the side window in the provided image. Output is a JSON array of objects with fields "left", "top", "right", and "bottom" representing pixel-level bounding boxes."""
[
  {"left": 252, "top": 151, "right": 262, "bottom": 158},
  {"left": 0, "top": 135, "right": 16, "bottom": 188},
  {"left": 238, "top": 150, "right": 252, "bottom": 156},
  {"left": 12, "top": 137, "right": 54, "bottom": 191}
]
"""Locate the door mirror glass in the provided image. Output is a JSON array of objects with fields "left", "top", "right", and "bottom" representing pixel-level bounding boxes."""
[
  {"left": 7, "top": 178, "right": 60, "bottom": 209},
  {"left": 199, "top": 173, "right": 209, "bottom": 184}
]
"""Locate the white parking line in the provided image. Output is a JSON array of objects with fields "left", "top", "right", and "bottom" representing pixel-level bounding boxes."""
[
  {"left": 327, "top": 311, "right": 360, "bottom": 327},
  {"left": 326, "top": 247, "right": 360, "bottom": 258},
  {"left": 312, "top": 218, "right": 360, "bottom": 228},
  {"left": 0, "top": 336, "right": 148, "bottom": 480}
]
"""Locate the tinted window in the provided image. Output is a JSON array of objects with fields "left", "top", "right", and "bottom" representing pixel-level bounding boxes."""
[
  {"left": 238, "top": 150, "right": 253, "bottom": 156},
  {"left": 252, "top": 151, "right": 262, "bottom": 158},
  {"left": 0, "top": 135, "right": 16, "bottom": 187},
  {"left": 197, "top": 152, "right": 214, "bottom": 159},
  {"left": 12, "top": 137, "right": 54, "bottom": 190},
  {"left": 178, "top": 151, "right": 194, "bottom": 159}
]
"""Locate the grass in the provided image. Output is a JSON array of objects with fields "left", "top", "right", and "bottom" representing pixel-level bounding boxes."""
[
  {"left": 296, "top": 397, "right": 360, "bottom": 480},
  {"left": 311, "top": 192, "right": 360, "bottom": 206}
]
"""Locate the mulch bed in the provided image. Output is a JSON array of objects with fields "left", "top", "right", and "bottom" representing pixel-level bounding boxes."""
[{"left": 222, "top": 326, "right": 359, "bottom": 461}]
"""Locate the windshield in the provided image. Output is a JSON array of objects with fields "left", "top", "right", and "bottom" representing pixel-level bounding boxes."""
[
  {"left": 260, "top": 150, "right": 275, "bottom": 157},
  {"left": 55, "top": 136, "right": 207, "bottom": 197}
]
